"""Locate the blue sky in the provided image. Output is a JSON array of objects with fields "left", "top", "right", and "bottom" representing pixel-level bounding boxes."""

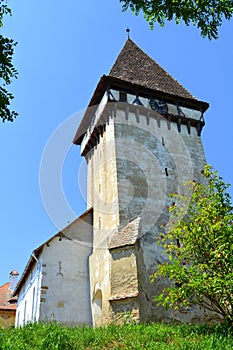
[{"left": 0, "top": 0, "right": 232, "bottom": 286}]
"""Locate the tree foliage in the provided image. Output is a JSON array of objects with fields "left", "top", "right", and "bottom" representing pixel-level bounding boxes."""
[
  {"left": 151, "top": 165, "right": 233, "bottom": 323},
  {"left": 0, "top": 1, "right": 18, "bottom": 122},
  {"left": 120, "top": 0, "right": 233, "bottom": 39}
]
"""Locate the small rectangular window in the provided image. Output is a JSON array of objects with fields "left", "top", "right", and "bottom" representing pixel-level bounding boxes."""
[{"left": 99, "top": 217, "right": 102, "bottom": 229}]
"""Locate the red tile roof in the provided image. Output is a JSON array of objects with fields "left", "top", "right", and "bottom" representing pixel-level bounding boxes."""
[
  {"left": 0, "top": 283, "right": 11, "bottom": 306},
  {"left": 0, "top": 304, "right": 17, "bottom": 311},
  {"left": 0, "top": 282, "right": 17, "bottom": 311}
]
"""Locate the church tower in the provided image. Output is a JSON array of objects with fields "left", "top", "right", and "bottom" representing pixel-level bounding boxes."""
[{"left": 73, "top": 39, "right": 209, "bottom": 325}]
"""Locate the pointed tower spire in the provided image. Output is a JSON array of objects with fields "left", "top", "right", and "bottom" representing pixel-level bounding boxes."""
[
  {"left": 109, "top": 39, "right": 194, "bottom": 99},
  {"left": 73, "top": 39, "right": 209, "bottom": 145}
]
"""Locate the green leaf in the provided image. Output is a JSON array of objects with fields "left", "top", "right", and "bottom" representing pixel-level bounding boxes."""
[{"left": 151, "top": 165, "right": 233, "bottom": 323}]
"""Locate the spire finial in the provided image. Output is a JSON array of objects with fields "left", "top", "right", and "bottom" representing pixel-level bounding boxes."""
[{"left": 126, "top": 26, "right": 130, "bottom": 39}]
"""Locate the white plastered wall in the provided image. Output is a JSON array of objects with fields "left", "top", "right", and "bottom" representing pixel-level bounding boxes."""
[
  {"left": 39, "top": 213, "right": 93, "bottom": 325},
  {"left": 15, "top": 257, "right": 42, "bottom": 327}
]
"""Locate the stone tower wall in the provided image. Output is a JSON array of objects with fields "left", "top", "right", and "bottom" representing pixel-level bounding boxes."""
[
  {"left": 84, "top": 95, "right": 209, "bottom": 325},
  {"left": 113, "top": 102, "right": 208, "bottom": 323},
  {"left": 86, "top": 117, "right": 120, "bottom": 326}
]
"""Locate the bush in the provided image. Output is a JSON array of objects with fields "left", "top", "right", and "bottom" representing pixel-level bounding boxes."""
[{"left": 151, "top": 165, "right": 233, "bottom": 324}]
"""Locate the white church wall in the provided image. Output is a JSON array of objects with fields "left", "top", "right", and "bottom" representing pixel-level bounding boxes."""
[
  {"left": 15, "top": 257, "right": 42, "bottom": 326},
  {"left": 39, "top": 213, "right": 93, "bottom": 325}
]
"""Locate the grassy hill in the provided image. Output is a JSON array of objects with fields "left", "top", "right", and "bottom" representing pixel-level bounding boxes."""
[{"left": 0, "top": 321, "right": 233, "bottom": 349}]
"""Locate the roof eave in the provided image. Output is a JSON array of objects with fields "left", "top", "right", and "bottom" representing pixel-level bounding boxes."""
[
  {"left": 13, "top": 207, "right": 93, "bottom": 296},
  {"left": 73, "top": 75, "right": 209, "bottom": 145},
  {"left": 108, "top": 242, "right": 137, "bottom": 251},
  {"left": 12, "top": 248, "right": 42, "bottom": 297}
]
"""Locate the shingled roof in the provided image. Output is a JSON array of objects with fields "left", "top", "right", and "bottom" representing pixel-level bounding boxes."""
[
  {"left": 108, "top": 217, "right": 141, "bottom": 250},
  {"left": 109, "top": 38, "right": 194, "bottom": 100},
  {"left": 73, "top": 39, "right": 208, "bottom": 145}
]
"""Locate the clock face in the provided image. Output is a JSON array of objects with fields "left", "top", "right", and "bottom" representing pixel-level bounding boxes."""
[{"left": 149, "top": 98, "right": 168, "bottom": 115}]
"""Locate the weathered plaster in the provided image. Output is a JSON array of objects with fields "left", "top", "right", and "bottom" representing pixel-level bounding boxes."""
[
  {"left": 15, "top": 211, "right": 93, "bottom": 326},
  {"left": 85, "top": 97, "right": 213, "bottom": 325}
]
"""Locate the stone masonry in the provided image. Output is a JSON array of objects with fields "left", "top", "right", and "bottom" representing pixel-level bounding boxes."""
[{"left": 73, "top": 39, "right": 217, "bottom": 325}]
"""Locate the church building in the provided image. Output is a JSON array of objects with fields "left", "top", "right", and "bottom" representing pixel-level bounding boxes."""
[
  {"left": 73, "top": 38, "right": 210, "bottom": 325},
  {"left": 14, "top": 38, "right": 214, "bottom": 326}
]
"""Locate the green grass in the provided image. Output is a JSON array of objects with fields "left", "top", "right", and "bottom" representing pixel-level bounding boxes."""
[{"left": 0, "top": 322, "right": 233, "bottom": 349}]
